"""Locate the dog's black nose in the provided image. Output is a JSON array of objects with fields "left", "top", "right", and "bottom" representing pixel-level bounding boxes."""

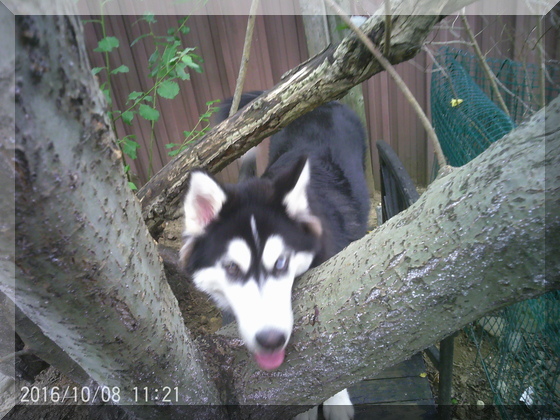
[{"left": 255, "top": 329, "right": 286, "bottom": 350}]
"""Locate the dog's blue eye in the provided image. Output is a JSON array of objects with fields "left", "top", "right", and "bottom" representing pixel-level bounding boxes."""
[
  {"left": 224, "top": 262, "right": 241, "bottom": 278},
  {"left": 274, "top": 256, "right": 289, "bottom": 274}
]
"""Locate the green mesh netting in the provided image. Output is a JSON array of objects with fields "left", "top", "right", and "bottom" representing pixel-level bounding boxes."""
[
  {"left": 431, "top": 53, "right": 515, "bottom": 167},
  {"left": 431, "top": 47, "right": 560, "bottom": 419}
]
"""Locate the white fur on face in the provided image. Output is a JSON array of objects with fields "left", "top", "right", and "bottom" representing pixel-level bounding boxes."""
[
  {"left": 226, "top": 275, "right": 294, "bottom": 353},
  {"left": 192, "top": 235, "right": 314, "bottom": 353},
  {"left": 191, "top": 238, "right": 251, "bottom": 310},
  {"left": 263, "top": 235, "right": 314, "bottom": 277},
  {"left": 226, "top": 238, "right": 252, "bottom": 274},
  {"left": 262, "top": 235, "right": 285, "bottom": 272}
]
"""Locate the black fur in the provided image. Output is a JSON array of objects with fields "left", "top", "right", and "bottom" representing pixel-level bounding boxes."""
[
  {"left": 185, "top": 165, "right": 321, "bottom": 283},
  {"left": 198, "top": 91, "right": 370, "bottom": 268}
]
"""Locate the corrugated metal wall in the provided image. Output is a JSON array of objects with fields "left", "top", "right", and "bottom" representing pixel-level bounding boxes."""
[{"left": 83, "top": 13, "right": 558, "bottom": 189}]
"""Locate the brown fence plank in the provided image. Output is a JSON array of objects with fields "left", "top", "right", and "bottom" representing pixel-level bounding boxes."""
[{"left": 83, "top": 14, "right": 558, "bottom": 189}]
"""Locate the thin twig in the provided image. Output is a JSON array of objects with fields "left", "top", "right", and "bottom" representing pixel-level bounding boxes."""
[
  {"left": 0, "top": 349, "right": 32, "bottom": 364},
  {"left": 460, "top": 14, "right": 510, "bottom": 118},
  {"left": 384, "top": 0, "right": 392, "bottom": 56},
  {"left": 229, "top": 0, "right": 260, "bottom": 117},
  {"left": 324, "top": 0, "right": 447, "bottom": 169}
]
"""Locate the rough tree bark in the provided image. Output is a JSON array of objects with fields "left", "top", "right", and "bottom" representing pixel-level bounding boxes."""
[
  {"left": 7, "top": 14, "right": 222, "bottom": 409},
  {"left": 2, "top": 2, "right": 558, "bottom": 419},
  {"left": 196, "top": 97, "right": 559, "bottom": 417}
]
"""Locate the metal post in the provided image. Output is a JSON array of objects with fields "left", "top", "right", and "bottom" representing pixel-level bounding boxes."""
[{"left": 438, "top": 334, "right": 456, "bottom": 420}]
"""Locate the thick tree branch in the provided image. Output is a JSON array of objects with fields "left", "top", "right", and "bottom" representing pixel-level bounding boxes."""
[
  {"left": 197, "top": 97, "right": 559, "bottom": 416},
  {"left": 137, "top": 0, "right": 476, "bottom": 234}
]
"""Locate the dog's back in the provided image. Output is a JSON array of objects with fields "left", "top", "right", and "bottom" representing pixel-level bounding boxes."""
[
  {"left": 264, "top": 101, "right": 370, "bottom": 261},
  {"left": 219, "top": 92, "right": 370, "bottom": 263}
]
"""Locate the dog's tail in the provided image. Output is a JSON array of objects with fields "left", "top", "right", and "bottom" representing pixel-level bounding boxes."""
[{"left": 215, "top": 91, "right": 264, "bottom": 181}]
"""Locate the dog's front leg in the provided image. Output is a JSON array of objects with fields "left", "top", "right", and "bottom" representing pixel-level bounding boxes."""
[
  {"left": 292, "top": 389, "right": 354, "bottom": 420},
  {"left": 322, "top": 389, "right": 354, "bottom": 420},
  {"left": 293, "top": 405, "right": 318, "bottom": 420}
]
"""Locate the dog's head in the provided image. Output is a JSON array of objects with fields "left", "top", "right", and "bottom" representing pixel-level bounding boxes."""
[{"left": 180, "top": 158, "right": 322, "bottom": 371}]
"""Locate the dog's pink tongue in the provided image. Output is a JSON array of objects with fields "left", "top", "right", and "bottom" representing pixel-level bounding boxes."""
[{"left": 254, "top": 349, "right": 285, "bottom": 371}]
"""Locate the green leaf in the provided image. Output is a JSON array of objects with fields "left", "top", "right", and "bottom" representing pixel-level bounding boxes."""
[
  {"left": 181, "top": 55, "right": 200, "bottom": 72},
  {"left": 92, "top": 67, "right": 104, "bottom": 75},
  {"left": 138, "top": 104, "right": 160, "bottom": 121},
  {"left": 165, "top": 143, "right": 179, "bottom": 149},
  {"left": 94, "top": 36, "right": 119, "bottom": 53},
  {"left": 110, "top": 65, "right": 129, "bottom": 74},
  {"left": 127, "top": 91, "right": 144, "bottom": 103},
  {"left": 175, "top": 62, "right": 190, "bottom": 81},
  {"left": 143, "top": 13, "right": 156, "bottom": 24},
  {"left": 148, "top": 48, "right": 160, "bottom": 66},
  {"left": 121, "top": 110, "right": 134, "bottom": 125},
  {"left": 161, "top": 43, "right": 179, "bottom": 68},
  {"left": 168, "top": 149, "right": 182, "bottom": 157},
  {"left": 128, "top": 181, "right": 138, "bottom": 191},
  {"left": 157, "top": 80, "right": 180, "bottom": 99},
  {"left": 131, "top": 33, "right": 150, "bottom": 47},
  {"left": 121, "top": 136, "right": 140, "bottom": 160}
]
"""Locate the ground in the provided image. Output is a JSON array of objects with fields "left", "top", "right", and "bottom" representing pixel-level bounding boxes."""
[
  {"left": 3, "top": 194, "right": 501, "bottom": 419},
  {"left": 423, "top": 331, "right": 500, "bottom": 419}
]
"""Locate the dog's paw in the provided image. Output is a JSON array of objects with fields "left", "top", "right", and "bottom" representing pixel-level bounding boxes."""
[
  {"left": 323, "top": 404, "right": 354, "bottom": 420},
  {"left": 323, "top": 389, "right": 354, "bottom": 420},
  {"left": 292, "top": 405, "right": 318, "bottom": 420}
]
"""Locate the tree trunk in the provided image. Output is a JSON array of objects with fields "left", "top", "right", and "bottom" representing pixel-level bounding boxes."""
[{"left": 7, "top": 13, "right": 221, "bottom": 408}]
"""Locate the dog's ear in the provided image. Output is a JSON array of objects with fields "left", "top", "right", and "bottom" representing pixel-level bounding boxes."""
[
  {"left": 180, "top": 170, "right": 227, "bottom": 264},
  {"left": 275, "top": 157, "right": 322, "bottom": 237}
]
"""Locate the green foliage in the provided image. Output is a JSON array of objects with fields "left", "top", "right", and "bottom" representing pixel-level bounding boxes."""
[
  {"left": 156, "top": 80, "right": 180, "bottom": 99},
  {"left": 94, "top": 36, "right": 119, "bottom": 53},
  {"left": 119, "top": 135, "right": 140, "bottom": 160},
  {"left": 138, "top": 104, "right": 160, "bottom": 121},
  {"left": 165, "top": 99, "right": 220, "bottom": 157},
  {"left": 123, "top": 165, "right": 138, "bottom": 191},
  {"left": 110, "top": 64, "right": 129, "bottom": 75},
  {"left": 86, "top": 10, "right": 218, "bottom": 185}
]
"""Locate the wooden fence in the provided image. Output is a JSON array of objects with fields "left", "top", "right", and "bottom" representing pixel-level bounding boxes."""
[{"left": 83, "top": 13, "right": 558, "bottom": 189}]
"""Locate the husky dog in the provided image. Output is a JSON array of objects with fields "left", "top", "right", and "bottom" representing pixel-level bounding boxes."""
[{"left": 181, "top": 92, "right": 369, "bottom": 419}]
